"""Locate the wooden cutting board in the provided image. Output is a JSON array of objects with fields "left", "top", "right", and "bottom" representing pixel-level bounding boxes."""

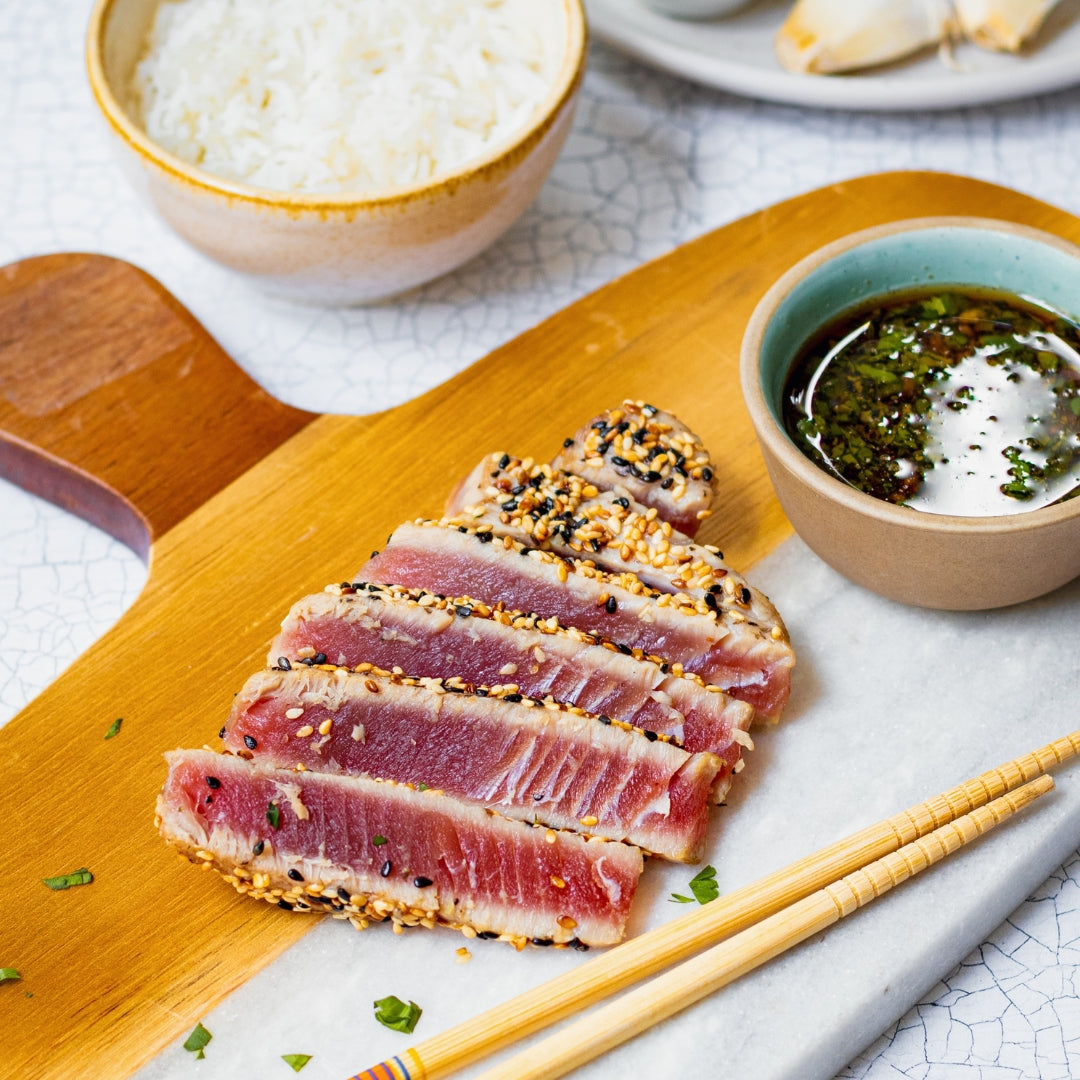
[{"left": 3, "top": 171, "right": 1079, "bottom": 1080}]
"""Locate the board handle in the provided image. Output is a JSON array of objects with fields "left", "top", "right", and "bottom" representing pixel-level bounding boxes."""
[{"left": 0, "top": 253, "right": 315, "bottom": 558}]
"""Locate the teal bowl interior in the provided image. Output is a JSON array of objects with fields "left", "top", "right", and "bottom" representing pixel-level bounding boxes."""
[{"left": 758, "top": 224, "right": 1080, "bottom": 430}]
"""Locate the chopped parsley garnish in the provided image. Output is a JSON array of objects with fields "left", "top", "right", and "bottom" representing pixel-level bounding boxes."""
[
  {"left": 373, "top": 995, "right": 422, "bottom": 1034},
  {"left": 267, "top": 802, "right": 281, "bottom": 829},
  {"left": 281, "top": 1053, "right": 312, "bottom": 1072},
  {"left": 670, "top": 865, "right": 718, "bottom": 905},
  {"left": 417, "top": 783, "right": 429, "bottom": 792},
  {"left": 42, "top": 867, "right": 93, "bottom": 891},
  {"left": 0, "top": 968, "right": 20, "bottom": 984},
  {"left": 104, "top": 717, "right": 123, "bottom": 739},
  {"left": 372, "top": 835, "right": 387, "bottom": 846},
  {"left": 183, "top": 1022, "right": 212, "bottom": 1059}
]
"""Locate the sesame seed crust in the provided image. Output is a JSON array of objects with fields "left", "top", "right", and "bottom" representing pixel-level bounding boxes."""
[
  {"left": 444, "top": 453, "right": 785, "bottom": 637},
  {"left": 551, "top": 401, "right": 717, "bottom": 537}
]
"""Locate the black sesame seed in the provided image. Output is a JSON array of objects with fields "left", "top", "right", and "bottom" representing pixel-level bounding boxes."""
[
  {"left": 301, "top": 657, "right": 315, "bottom": 666},
  {"left": 704, "top": 592, "right": 718, "bottom": 611},
  {"left": 278, "top": 900, "right": 293, "bottom": 910},
  {"left": 589, "top": 539, "right": 601, "bottom": 552},
  {"left": 616, "top": 421, "right": 630, "bottom": 433},
  {"left": 205, "top": 795, "right": 213, "bottom": 804},
  {"left": 307, "top": 893, "right": 332, "bottom": 905},
  {"left": 645, "top": 470, "right": 662, "bottom": 482},
  {"left": 337, "top": 887, "right": 351, "bottom": 903},
  {"left": 501, "top": 499, "right": 518, "bottom": 511},
  {"left": 660, "top": 476, "right": 674, "bottom": 489},
  {"left": 613, "top": 496, "right": 629, "bottom": 509},
  {"left": 218, "top": 726, "right": 226, "bottom": 739},
  {"left": 611, "top": 455, "right": 629, "bottom": 467},
  {"left": 740, "top": 586, "right": 752, "bottom": 604},
  {"left": 708, "top": 583, "right": 724, "bottom": 595},
  {"left": 478, "top": 531, "right": 493, "bottom": 544},
  {"left": 477, "top": 930, "right": 499, "bottom": 940},
  {"left": 206, "top": 775, "right": 221, "bottom": 789},
  {"left": 616, "top": 643, "right": 632, "bottom": 656},
  {"left": 563, "top": 437, "right": 574, "bottom": 448},
  {"left": 458, "top": 525, "right": 468, "bottom": 533},
  {"left": 371, "top": 550, "right": 380, "bottom": 559},
  {"left": 340, "top": 581, "right": 351, "bottom": 589},
  {"left": 413, "top": 876, "right": 433, "bottom": 888},
  {"left": 287, "top": 868, "right": 304, "bottom": 882},
  {"left": 504, "top": 693, "right": 523, "bottom": 703},
  {"left": 598, "top": 715, "right": 612, "bottom": 726},
  {"left": 498, "top": 453, "right": 511, "bottom": 469},
  {"left": 455, "top": 604, "right": 473, "bottom": 618},
  {"left": 512, "top": 484, "right": 526, "bottom": 495},
  {"left": 243, "top": 734, "right": 257, "bottom": 750},
  {"left": 674, "top": 465, "right": 688, "bottom": 478},
  {"left": 313, "top": 652, "right": 327, "bottom": 665},
  {"left": 572, "top": 939, "right": 590, "bottom": 952},
  {"left": 632, "top": 428, "right": 648, "bottom": 444},
  {"left": 605, "top": 596, "right": 617, "bottom": 614},
  {"left": 532, "top": 793, "right": 545, "bottom": 800},
  {"left": 474, "top": 688, "right": 489, "bottom": 697},
  {"left": 702, "top": 467, "right": 714, "bottom": 482},
  {"left": 252, "top": 840, "right": 265, "bottom": 856},
  {"left": 380, "top": 860, "right": 392, "bottom": 877},
  {"left": 532, "top": 937, "right": 554, "bottom": 947},
  {"left": 276, "top": 656, "right": 291, "bottom": 671},
  {"left": 644, "top": 730, "right": 658, "bottom": 742},
  {"left": 597, "top": 441, "right": 610, "bottom": 455}
]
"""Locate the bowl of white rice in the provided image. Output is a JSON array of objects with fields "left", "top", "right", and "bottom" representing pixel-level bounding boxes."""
[{"left": 87, "top": 0, "right": 586, "bottom": 304}]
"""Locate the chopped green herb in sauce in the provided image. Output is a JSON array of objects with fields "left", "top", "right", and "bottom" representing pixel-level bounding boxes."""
[
  {"left": 267, "top": 802, "right": 281, "bottom": 829},
  {"left": 372, "top": 835, "right": 388, "bottom": 846},
  {"left": 42, "top": 867, "right": 93, "bottom": 891},
  {"left": 183, "top": 1022, "right": 212, "bottom": 1059},
  {"left": 670, "top": 864, "right": 718, "bottom": 905},
  {"left": 281, "top": 1053, "right": 312, "bottom": 1072},
  {"left": 104, "top": 717, "right": 123, "bottom": 739},
  {"left": 783, "top": 289, "right": 1080, "bottom": 515},
  {"left": 373, "top": 994, "right": 422, "bottom": 1033}
]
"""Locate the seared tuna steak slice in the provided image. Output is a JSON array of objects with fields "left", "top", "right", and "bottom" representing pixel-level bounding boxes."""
[
  {"left": 222, "top": 666, "right": 719, "bottom": 862},
  {"left": 361, "top": 521, "right": 793, "bottom": 720},
  {"left": 446, "top": 453, "right": 782, "bottom": 636},
  {"left": 270, "top": 583, "right": 754, "bottom": 793},
  {"left": 551, "top": 401, "right": 716, "bottom": 537},
  {"left": 159, "top": 749, "right": 643, "bottom": 947}
]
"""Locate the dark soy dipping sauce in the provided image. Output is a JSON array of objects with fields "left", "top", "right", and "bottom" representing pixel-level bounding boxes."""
[{"left": 782, "top": 288, "right": 1080, "bottom": 516}]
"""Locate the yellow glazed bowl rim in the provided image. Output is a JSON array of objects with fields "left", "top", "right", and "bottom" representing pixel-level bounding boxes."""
[
  {"left": 740, "top": 215, "right": 1080, "bottom": 540},
  {"left": 86, "top": 0, "right": 587, "bottom": 212}
]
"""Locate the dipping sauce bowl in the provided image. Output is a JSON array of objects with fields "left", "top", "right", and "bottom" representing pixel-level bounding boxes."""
[{"left": 740, "top": 216, "right": 1080, "bottom": 610}]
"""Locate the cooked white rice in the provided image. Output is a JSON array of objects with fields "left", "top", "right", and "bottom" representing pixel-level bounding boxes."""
[{"left": 131, "top": 0, "right": 561, "bottom": 194}]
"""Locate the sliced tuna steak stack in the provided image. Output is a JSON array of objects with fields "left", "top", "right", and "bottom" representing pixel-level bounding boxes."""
[
  {"left": 360, "top": 520, "right": 793, "bottom": 720},
  {"left": 220, "top": 666, "right": 719, "bottom": 862},
  {"left": 158, "top": 749, "right": 642, "bottom": 947},
  {"left": 160, "top": 401, "right": 792, "bottom": 948},
  {"left": 270, "top": 582, "right": 754, "bottom": 786},
  {"left": 551, "top": 400, "right": 717, "bottom": 537}
]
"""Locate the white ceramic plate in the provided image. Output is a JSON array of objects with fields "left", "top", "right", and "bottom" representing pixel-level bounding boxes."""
[{"left": 585, "top": 0, "right": 1080, "bottom": 110}]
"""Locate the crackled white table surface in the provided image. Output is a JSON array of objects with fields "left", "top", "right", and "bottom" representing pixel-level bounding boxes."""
[{"left": 4, "top": 2, "right": 1080, "bottom": 1078}]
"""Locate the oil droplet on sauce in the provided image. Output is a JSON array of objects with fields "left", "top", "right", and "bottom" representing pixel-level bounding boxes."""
[{"left": 783, "top": 289, "right": 1080, "bottom": 517}]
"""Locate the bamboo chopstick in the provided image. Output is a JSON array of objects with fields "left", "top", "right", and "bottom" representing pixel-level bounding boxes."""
[
  {"left": 349, "top": 731, "right": 1080, "bottom": 1080},
  {"left": 473, "top": 774, "right": 1054, "bottom": 1080}
]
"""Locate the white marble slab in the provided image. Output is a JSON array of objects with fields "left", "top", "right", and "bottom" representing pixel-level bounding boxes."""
[{"left": 4, "top": 1, "right": 1080, "bottom": 1075}]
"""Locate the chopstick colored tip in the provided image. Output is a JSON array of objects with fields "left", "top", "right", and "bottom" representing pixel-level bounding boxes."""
[{"left": 348, "top": 1053, "right": 425, "bottom": 1080}]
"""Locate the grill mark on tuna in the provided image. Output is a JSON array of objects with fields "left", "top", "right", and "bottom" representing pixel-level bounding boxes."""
[
  {"left": 270, "top": 584, "right": 754, "bottom": 789},
  {"left": 222, "top": 667, "right": 719, "bottom": 862},
  {"left": 158, "top": 749, "right": 643, "bottom": 946},
  {"left": 360, "top": 521, "right": 792, "bottom": 721}
]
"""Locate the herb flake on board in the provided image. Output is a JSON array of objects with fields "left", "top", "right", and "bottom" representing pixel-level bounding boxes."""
[
  {"left": 281, "top": 1053, "right": 312, "bottom": 1072},
  {"left": 42, "top": 867, "right": 93, "bottom": 891},
  {"left": 670, "top": 865, "right": 718, "bottom": 905},
  {"left": 183, "top": 1022, "right": 212, "bottom": 1059},
  {"left": 373, "top": 995, "right": 422, "bottom": 1034}
]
